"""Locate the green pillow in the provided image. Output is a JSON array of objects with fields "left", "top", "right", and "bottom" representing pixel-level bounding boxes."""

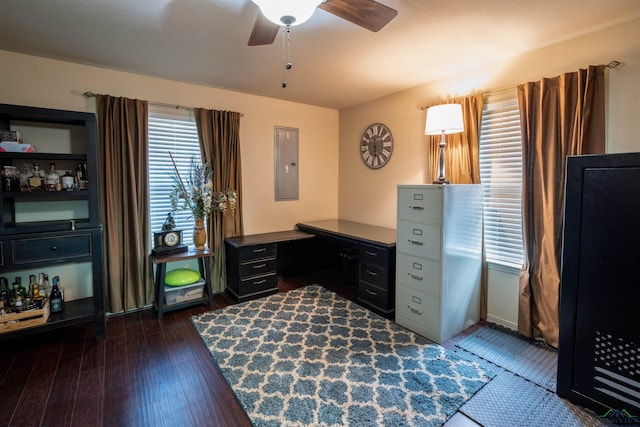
[{"left": 165, "top": 268, "right": 201, "bottom": 286}]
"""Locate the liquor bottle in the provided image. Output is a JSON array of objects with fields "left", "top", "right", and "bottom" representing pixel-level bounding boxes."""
[
  {"left": 0, "top": 300, "right": 6, "bottom": 316},
  {"left": 0, "top": 277, "right": 9, "bottom": 307},
  {"left": 28, "top": 163, "right": 44, "bottom": 191},
  {"left": 61, "top": 171, "right": 75, "bottom": 191},
  {"left": 50, "top": 276, "right": 63, "bottom": 313},
  {"left": 15, "top": 277, "right": 26, "bottom": 299},
  {"left": 11, "top": 283, "right": 23, "bottom": 311},
  {"left": 2, "top": 165, "right": 19, "bottom": 192},
  {"left": 38, "top": 273, "right": 50, "bottom": 298},
  {"left": 45, "top": 163, "right": 60, "bottom": 191}
]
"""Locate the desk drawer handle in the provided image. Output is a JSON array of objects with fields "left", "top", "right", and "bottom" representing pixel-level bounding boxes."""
[
  {"left": 365, "top": 251, "right": 378, "bottom": 257},
  {"left": 408, "top": 306, "right": 423, "bottom": 315},
  {"left": 366, "top": 288, "right": 378, "bottom": 296},
  {"left": 51, "top": 246, "right": 57, "bottom": 251},
  {"left": 409, "top": 272, "right": 423, "bottom": 281},
  {"left": 408, "top": 239, "right": 423, "bottom": 246},
  {"left": 366, "top": 269, "right": 378, "bottom": 277},
  {"left": 253, "top": 279, "right": 267, "bottom": 285},
  {"left": 252, "top": 248, "right": 267, "bottom": 253},
  {"left": 408, "top": 205, "right": 424, "bottom": 210},
  {"left": 253, "top": 263, "right": 267, "bottom": 269}
]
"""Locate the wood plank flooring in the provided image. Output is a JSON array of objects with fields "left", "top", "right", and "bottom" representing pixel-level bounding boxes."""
[{"left": 0, "top": 272, "right": 477, "bottom": 427}]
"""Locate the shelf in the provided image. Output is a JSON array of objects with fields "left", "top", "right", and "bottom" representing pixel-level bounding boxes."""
[
  {"left": 0, "top": 152, "right": 87, "bottom": 161},
  {"left": 1, "top": 190, "right": 89, "bottom": 200},
  {"left": 0, "top": 297, "right": 96, "bottom": 341}
]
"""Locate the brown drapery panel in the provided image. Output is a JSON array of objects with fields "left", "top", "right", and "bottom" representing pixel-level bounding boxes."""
[
  {"left": 96, "top": 95, "right": 153, "bottom": 313},
  {"left": 427, "top": 95, "right": 483, "bottom": 185},
  {"left": 426, "top": 94, "right": 487, "bottom": 317},
  {"left": 194, "top": 109, "right": 243, "bottom": 293},
  {"left": 517, "top": 65, "right": 605, "bottom": 347}
]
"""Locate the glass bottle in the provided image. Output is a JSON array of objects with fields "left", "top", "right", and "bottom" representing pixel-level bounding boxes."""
[
  {"left": 11, "top": 283, "right": 23, "bottom": 311},
  {"left": 50, "top": 276, "right": 63, "bottom": 313},
  {"left": 0, "top": 277, "right": 9, "bottom": 307},
  {"left": 45, "top": 162, "right": 60, "bottom": 191},
  {"left": 28, "top": 163, "right": 44, "bottom": 191},
  {"left": 2, "top": 165, "right": 19, "bottom": 192},
  {"left": 15, "top": 277, "right": 26, "bottom": 299},
  {"left": 0, "top": 300, "right": 6, "bottom": 316},
  {"left": 62, "top": 170, "right": 75, "bottom": 191},
  {"left": 19, "top": 165, "right": 31, "bottom": 192}
]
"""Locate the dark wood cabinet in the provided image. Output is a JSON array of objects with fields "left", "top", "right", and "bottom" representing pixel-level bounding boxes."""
[
  {"left": 558, "top": 153, "right": 640, "bottom": 417},
  {"left": 0, "top": 103, "right": 104, "bottom": 340},
  {"left": 358, "top": 242, "right": 395, "bottom": 315}
]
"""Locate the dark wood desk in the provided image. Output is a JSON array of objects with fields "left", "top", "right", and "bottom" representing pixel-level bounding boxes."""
[
  {"left": 296, "top": 220, "right": 396, "bottom": 316},
  {"left": 152, "top": 248, "right": 214, "bottom": 319}
]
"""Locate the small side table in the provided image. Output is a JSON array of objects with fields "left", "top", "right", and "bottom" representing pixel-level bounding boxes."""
[{"left": 152, "top": 248, "right": 214, "bottom": 319}]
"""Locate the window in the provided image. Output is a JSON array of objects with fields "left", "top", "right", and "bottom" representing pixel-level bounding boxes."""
[
  {"left": 148, "top": 105, "right": 202, "bottom": 247},
  {"left": 479, "top": 89, "right": 524, "bottom": 269}
]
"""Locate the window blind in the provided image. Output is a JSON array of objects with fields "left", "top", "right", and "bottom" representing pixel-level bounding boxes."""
[
  {"left": 148, "top": 105, "right": 202, "bottom": 247},
  {"left": 479, "top": 89, "right": 524, "bottom": 269}
]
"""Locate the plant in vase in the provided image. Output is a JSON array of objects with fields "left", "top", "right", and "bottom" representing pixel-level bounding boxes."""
[{"left": 168, "top": 153, "right": 237, "bottom": 250}]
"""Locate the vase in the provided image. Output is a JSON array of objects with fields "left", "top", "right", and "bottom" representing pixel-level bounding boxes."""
[{"left": 193, "top": 218, "right": 206, "bottom": 250}]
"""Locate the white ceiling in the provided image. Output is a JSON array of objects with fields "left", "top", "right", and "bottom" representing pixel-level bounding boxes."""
[{"left": 0, "top": 0, "right": 638, "bottom": 109}]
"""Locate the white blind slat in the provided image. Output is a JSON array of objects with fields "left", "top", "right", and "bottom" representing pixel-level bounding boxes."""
[{"left": 479, "top": 90, "right": 524, "bottom": 269}]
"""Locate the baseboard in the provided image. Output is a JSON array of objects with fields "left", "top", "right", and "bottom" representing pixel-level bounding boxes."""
[{"left": 486, "top": 314, "right": 517, "bottom": 331}]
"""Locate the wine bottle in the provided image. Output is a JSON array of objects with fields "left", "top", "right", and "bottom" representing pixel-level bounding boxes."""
[
  {"left": 50, "top": 276, "right": 63, "bottom": 313},
  {"left": 0, "top": 277, "right": 9, "bottom": 307}
]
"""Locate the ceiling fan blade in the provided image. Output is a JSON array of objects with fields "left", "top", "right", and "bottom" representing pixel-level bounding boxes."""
[
  {"left": 248, "top": 13, "right": 280, "bottom": 46},
  {"left": 319, "top": 0, "right": 397, "bottom": 32}
]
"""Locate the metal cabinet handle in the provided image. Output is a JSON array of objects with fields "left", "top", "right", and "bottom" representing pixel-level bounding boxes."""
[
  {"left": 408, "top": 239, "right": 423, "bottom": 246},
  {"left": 408, "top": 205, "right": 424, "bottom": 210},
  {"left": 408, "top": 306, "right": 423, "bottom": 315},
  {"left": 366, "top": 288, "right": 378, "bottom": 296},
  {"left": 365, "top": 251, "right": 378, "bottom": 257},
  {"left": 252, "top": 248, "right": 267, "bottom": 253},
  {"left": 409, "top": 272, "right": 423, "bottom": 281},
  {"left": 366, "top": 269, "right": 378, "bottom": 277},
  {"left": 253, "top": 263, "right": 267, "bottom": 269},
  {"left": 253, "top": 279, "right": 267, "bottom": 285}
]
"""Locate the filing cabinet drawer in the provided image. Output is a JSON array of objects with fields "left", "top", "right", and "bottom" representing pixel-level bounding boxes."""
[
  {"left": 11, "top": 233, "right": 93, "bottom": 264},
  {"left": 395, "top": 285, "right": 440, "bottom": 341},
  {"left": 397, "top": 187, "right": 443, "bottom": 223},
  {"left": 358, "top": 281, "right": 391, "bottom": 312},
  {"left": 397, "top": 221, "right": 441, "bottom": 260},
  {"left": 359, "top": 243, "right": 388, "bottom": 266},
  {"left": 396, "top": 255, "right": 440, "bottom": 296},
  {"left": 239, "top": 273, "right": 278, "bottom": 295},
  {"left": 359, "top": 263, "right": 387, "bottom": 290},
  {"left": 239, "top": 257, "right": 277, "bottom": 278},
  {"left": 238, "top": 243, "right": 276, "bottom": 261}
]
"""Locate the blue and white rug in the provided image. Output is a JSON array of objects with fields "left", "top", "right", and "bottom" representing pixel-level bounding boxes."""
[{"left": 191, "top": 285, "right": 494, "bottom": 426}]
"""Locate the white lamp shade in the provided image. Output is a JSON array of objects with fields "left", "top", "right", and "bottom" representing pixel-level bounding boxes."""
[
  {"left": 425, "top": 103, "right": 464, "bottom": 135},
  {"left": 252, "top": 0, "right": 322, "bottom": 26}
]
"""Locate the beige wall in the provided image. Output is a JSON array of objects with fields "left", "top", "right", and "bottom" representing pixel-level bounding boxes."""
[
  {"left": 339, "top": 18, "right": 640, "bottom": 229},
  {"left": 0, "top": 49, "right": 340, "bottom": 235}
]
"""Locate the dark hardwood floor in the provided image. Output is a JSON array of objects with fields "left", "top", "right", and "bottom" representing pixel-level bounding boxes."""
[{"left": 0, "top": 271, "right": 362, "bottom": 427}]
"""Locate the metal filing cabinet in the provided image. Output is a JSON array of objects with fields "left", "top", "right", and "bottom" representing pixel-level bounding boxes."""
[{"left": 395, "top": 184, "right": 482, "bottom": 343}]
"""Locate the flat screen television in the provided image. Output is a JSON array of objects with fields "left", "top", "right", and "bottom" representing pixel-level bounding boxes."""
[{"left": 558, "top": 152, "right": 640, "bottom": 421}]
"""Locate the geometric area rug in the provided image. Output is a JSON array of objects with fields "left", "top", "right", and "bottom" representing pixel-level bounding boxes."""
[{"left": 191, "top": 285, "right": 494, "bottom": 426}]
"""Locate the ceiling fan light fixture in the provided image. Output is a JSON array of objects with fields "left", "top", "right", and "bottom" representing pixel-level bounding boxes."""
[{"left": 252, "top": 0, "right": 322, "bottom": 26}]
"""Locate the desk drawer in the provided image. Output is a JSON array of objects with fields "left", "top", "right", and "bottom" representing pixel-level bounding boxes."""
[
  {"left": 359, "top": 243, "right": 388, "bottom": 266},
  {"left": 359, "top": 281, "right": 390, "bottom": 311},
  {"left": 239, "top": 273, "right": 277, "bottom": 295},
  {"left": 239, "top": 257, "right": 277, "bottom": 278},
  {"left": 238, "top": 243, "right": 276, "bottom": 261},
  {"left": 11, "top": 233, "right": 93, "bottom": 264},
  {"left": 359, "top": 263, "right": 387, "bottom": 290}
]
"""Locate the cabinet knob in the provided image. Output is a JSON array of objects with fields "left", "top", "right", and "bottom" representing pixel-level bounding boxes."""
[{"left": 51, "top": 246, "right": 57, "bottom": 251}]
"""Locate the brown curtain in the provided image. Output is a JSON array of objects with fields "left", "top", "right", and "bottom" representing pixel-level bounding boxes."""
[
  {"left": 96, "top": 95, "right": 152, "bottom": 313},
  {"left": 427, "top": 95, "right": 483, "bottom": 185},
  {"left": 427, "top": 95, "right": 487, "bottom": 317},
  {"left": 194, "top": 109, "right": 243, "bottom": 293},
  {"left": 517, "top": 65, "right": 605, "bottom": 347}
]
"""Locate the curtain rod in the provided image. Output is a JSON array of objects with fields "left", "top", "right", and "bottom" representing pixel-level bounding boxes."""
[
  {"left": 82, "top": 91, "right": 244, "bottom": 117},
  {"left": 419, "top": 60, "right": 621, "bottom": 111}
]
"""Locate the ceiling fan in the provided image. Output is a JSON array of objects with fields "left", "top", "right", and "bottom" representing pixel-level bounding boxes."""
[{"left": 248, "top": 0, "right": 398, "bottom": 46}]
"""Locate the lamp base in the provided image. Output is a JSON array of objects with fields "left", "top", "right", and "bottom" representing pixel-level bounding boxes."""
[{"left": 432, "top": 178, "right": 450, "bottom": 185}]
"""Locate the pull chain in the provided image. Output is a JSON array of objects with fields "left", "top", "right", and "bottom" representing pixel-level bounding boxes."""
[{"left": 282, "top": 25, "right": 292, "bottom": 88}]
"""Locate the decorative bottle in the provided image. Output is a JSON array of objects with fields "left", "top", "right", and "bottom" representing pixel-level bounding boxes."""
[
  {"left": 0, "top": 277, "right": 9, "bottom": 307},
  {"left": 28, "top": 163, "right": 44, "bottom": 191},
  {"left": 45, "top": 163, "right": 60, "bottom": 191},
  {"left": 50, "top": 276, "right": 63, "bottom": 313}
]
